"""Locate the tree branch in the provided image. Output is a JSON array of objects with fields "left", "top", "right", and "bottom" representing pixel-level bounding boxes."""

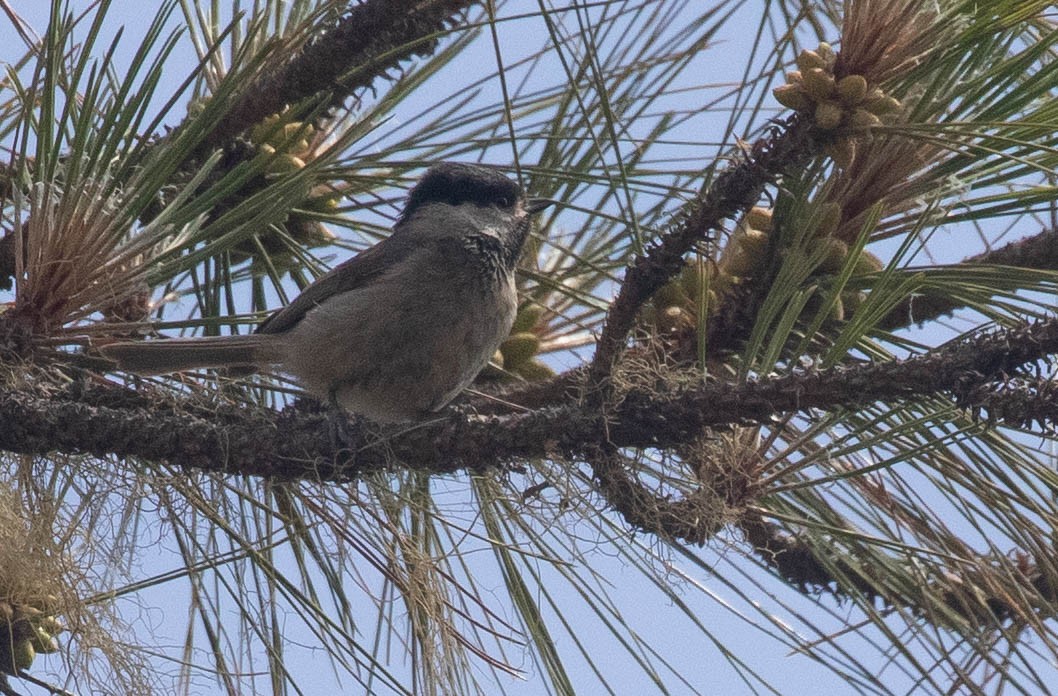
[
  {"left": 879, "top": 226, "right": 1058, "bottom": 330},
  {"left": 197, "top": 0, "right": 476, "bottom": 152},
  {"left": 5, "top": 316, "right": 1058, "bottom": 482},
  {"left": 609, "top": 317, "right": 1058, "bottom": 445},
  {"left": 741, "top": 514, "right": 1058, "bottom": 629},
  {"left": 587, "top": 115, "right": 816, "bottom": 386}
]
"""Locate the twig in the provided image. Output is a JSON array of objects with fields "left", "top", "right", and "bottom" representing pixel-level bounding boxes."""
[{"left": 588, "top": 115, "right": 816, "bottom": 388}]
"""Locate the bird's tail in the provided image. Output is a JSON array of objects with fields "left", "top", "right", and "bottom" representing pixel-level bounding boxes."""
[{"left": 99, "top": 334, "right": 279, "bottom": 375}]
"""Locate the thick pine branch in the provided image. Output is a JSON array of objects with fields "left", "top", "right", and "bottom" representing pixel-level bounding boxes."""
[
  {"left": 198, "top": 0, "right": 476, "bottom": 151},
  {"left": 741, "top": 515, "right": 1058, "bottom": 628},
  {"left": 879, "top": 227, "right": 1058, "bottom": 330},
  {"left": 4, "top": 316, "right": 1058, "bottom": 481}
]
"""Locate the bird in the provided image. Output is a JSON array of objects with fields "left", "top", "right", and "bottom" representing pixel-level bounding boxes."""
[{"left": 100, "top": 162, "right": 551, "bottom": 423}]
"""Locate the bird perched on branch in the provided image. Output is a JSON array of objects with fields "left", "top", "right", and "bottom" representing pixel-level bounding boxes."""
[{"left": 101, "top": 162, "right": 551, "bottom": 423}]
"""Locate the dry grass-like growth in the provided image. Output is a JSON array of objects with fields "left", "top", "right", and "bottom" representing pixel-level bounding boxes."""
[
  {"left": 0, "top": 477, "right": 94, "bottom": 685},
  {"left": 838, "top": 0, "right": 944, "bottom": 82},
  {"left": 682, "top": 428, "right": 763, "bottom": 525},
  {"left": 611, "top": 333, "right": 716, "bottom": 398},
  {"left": 12, "top": 176, "right": 170, "bottom": 338},
  {"left": 0, "top": 482, "right": 70, "bottom": 619},
  {"left": 600, "top": 342, "right": 765, "bottom": 544},
  {"left": 825, "top": 2, "right": 953, "bottom": 241},
  {"left": 826, "top": 125, "right": 945, "bottom": 243},
  {"left": 0, "top": 449, "right": 154, "bottom": 693}
]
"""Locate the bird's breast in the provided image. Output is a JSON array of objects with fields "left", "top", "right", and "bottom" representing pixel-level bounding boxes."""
[{"left": 276, "top": 245, "right": 518, "bottom": 423}]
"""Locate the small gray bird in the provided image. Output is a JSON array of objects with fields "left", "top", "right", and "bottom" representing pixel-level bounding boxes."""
[{"left": 100, "top": 162, "right": 550, "bottom": 423}]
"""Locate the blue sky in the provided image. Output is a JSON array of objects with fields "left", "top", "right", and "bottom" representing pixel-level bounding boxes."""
[{"left": 0, "top": 2, "right": 1042, "bottom": 694}]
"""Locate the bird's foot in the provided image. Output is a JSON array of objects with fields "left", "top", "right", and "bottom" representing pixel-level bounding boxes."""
[
  {"left": 446, "top": 399, "right": 486, "bottom": 423},
  {"left": 326, "top": 391, "right": 361, "bottom": 457}
]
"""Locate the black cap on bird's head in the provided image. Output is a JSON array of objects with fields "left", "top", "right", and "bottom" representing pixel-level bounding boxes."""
[{"left": 400, "top": 162, "right": 550, "bottom": 223}]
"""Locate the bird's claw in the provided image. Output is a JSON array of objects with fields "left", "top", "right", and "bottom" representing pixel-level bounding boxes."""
[{"left": 327, "top": 390, "right": 360, "bottom": 457}]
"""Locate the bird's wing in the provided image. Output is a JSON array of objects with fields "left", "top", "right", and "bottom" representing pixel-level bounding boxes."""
[{"left": 256, "top": 235, "right": 413, "bottom": 334}]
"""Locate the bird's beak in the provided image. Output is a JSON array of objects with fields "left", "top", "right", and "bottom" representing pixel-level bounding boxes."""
[{"left": 525, "top": 198, "right": 553, "bottom": 215}]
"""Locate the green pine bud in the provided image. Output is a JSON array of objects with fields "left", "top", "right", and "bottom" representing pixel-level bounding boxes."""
[
  {"left": 836, "top": 75, "right": 868, "bottom": 105},
  {"left": 514, "top": 359, "right": 556, "bottom": 382},
  {"left": 796, "top": 49, "right": 826, "bottom": 72},
  {"left": 12, "top": 640, "right": 33, "bottom": 671},
  {"left": 511, "top": 304, "right": 545, "bottom": 334},
  {"left": 774, "top": 84, "right": 812, "bottom": 111},
  {"left": 501, "top": 332, "right": 541, "bottom": 368},
  {"left": 814, "top": 100, "right": 844, "bottom": 130},
  {"left": 803, "top": 68, "right": 836, "bottom": 101}
]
